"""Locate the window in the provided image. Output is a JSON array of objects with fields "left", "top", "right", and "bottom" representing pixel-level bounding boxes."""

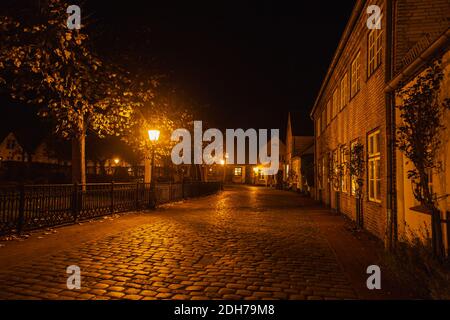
[
  {"left": 368, "top": 130, "right": 381, "bottom": 202},
  {"left": 368, "top": 29, "right": 383, "bottom": 76},
  {"left": 333, "top": 149, "right": 339, "bottom": 191},
  {"left": 326, "top": 100, "right": 331, "bottom": 125},
  {"left": 258, "top": 169, "right": 264, "bottom": 180},
  {"left": 234, "top": 167, "right": 242, "bottom": 176},
  {"left": 318, "top": 157, "right": 323, "bottom": 190},
  {"left": 340, "top": 73, "right": 349, "bottom": 109},
  {"left": 332, "top": 88, "right": 339, "bottom": 118},
  {"left": 322, "top": 157, "right": 327, "bottom": 189},
  {"left": 341, "top": 146, "right": 349, "bottom": 193},
  {"left": 350, "top": 141, "right": 358, "bottom": 196},
  {"left": 351, "top": 52, "right": 361, "bottom": 97}
]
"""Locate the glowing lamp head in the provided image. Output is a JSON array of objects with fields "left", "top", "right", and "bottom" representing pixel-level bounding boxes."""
[
  {"left": 114, "top": 158, "right": 120, "bottom": 165},
  {"left": 148, "top": 129, "right": 160, "bottom": 142},
  {"left": 220, "top": 159, "right": 225, "bottom": 165}
]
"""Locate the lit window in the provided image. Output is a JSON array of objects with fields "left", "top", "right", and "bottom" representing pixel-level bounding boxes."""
[
  {"left": 234, "top": 167, "right": 242, "bottom": 176},
  {"left": 322, "top": 157, "right": 326, "bottom": 189},
  {"left": 351, "top": 52, "right": 361, "bottom": 97},
  {"left": 350, "top": 141, "right": 358, "bottom": 196},
  {"left": 340, "top": 73, "right": 349, "bottom": 110},
  {"left": 340, "top": 146, "right": 348, "bottom": 193},
  {"left": 368, "top": 29, "right": 383, "bottom": 76},
  {"left": 333, "top": 149, "right": 339, "bottom": 192},
  {"left": 368, "top": 130, "right": 381, "bottom": 202}
]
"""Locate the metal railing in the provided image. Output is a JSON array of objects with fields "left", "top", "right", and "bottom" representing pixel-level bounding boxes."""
[{"left": 0, "top": 181, "right": 222, "bottom": 235}]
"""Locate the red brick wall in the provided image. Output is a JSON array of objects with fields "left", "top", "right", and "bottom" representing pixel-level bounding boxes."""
[{"left": 313, "top": 0, "right": 388, "bottom": 239}]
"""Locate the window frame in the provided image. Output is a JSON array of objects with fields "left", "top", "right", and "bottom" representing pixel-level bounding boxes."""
[
  {"left": 333, "top": 149, "right": 340, "bottom": 192},
  {"left": 367, "top": 130, "right": 381, "bottom": 203},
  {"left": 332, "top": 88, "right": 339, "bottom": 118},
  {"left": 351, "top": 51, "right": 361, "bottom": 98},
  {"left": 350, "top": 140, "right": 358, "bottom": 196},
  {"left": 340, "top": 73, "right": 349, "bottom": 110},
  {"left": 368, "top": 28, "right": 383, "bottom": 77},
  {"left": 340, "top": 145, "right": 349, "bottom": 193}
]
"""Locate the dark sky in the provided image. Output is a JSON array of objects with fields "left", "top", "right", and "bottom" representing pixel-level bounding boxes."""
[{"left": 1, "top": 0, "right": 356, "bottom": 140}]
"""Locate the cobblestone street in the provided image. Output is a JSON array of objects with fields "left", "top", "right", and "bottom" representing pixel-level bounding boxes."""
[{"left": 0, "top": 185, "right": 406, "bottom": 300}]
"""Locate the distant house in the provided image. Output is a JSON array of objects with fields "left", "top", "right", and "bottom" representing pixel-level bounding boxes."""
[
  {"left": 0, "top": 132, "right": 28, "bottom": 162},
  {"left": 223, "top": 138, "right": 286, "bottom": 186},
  {"left": 252, "top": 139, "right": 286, "bottom": 187},
  {"left": 285, "top": 111, "right": 314, "bottom": 193},
  {"left": 32, "top": 140, "right": 59, "bottom": 164}
]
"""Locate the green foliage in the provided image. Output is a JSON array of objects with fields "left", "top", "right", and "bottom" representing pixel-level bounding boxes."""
[
  {"left": 396, "top": 58, "right": 450, "bottom": 257},
  {"left": 122, "top": 88, "right": 193, "bottom": 161},
  {"left": 396, "top": 60, "right": 450, "bottom": 208},
  {"left": 348, "top": 141, "right": 365, "bottom": 196},
  {"left": 0, "top": 0, "right": 147, "bottom": 139}
]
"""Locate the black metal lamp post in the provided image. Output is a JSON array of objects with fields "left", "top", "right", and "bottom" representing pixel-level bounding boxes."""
[{"left": 147, "top": 129, "right": 160, "bottom": 207}]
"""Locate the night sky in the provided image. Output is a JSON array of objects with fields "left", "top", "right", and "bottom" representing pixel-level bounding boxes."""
[{"left": 1, "top": 0, "right": 356, "bottom": 141}]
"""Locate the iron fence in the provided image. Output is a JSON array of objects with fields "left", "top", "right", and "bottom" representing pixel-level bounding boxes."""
[{"left": 0, "top": 181, "right": 221, "bottom": 235}]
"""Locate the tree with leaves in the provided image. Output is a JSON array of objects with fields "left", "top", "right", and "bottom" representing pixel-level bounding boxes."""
[
  {"left": 347, "top": 141, "right": 365, "bottom": 228},
  {"left": 0, "top": 0, "right": 147, "bottom": 184},
  {"left": 396, "top": 59, "right": 450, "bottom": 258}
]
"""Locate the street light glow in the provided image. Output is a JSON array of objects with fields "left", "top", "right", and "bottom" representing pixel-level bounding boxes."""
[
  {"left": 114, "top": 158, "right": 120, "bottom": 165},
  {"left": 148, "top": 129, "right": 160, "bottom": 142}
]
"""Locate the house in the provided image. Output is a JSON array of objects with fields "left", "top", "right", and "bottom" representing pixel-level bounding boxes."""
[
  {"left": 251, "top": 139, "right": 286, "bottom": 187},
  {"left": 0, "top": 132, "right": 28, "bottom": 162},
  {"left": 311, "top": 0, "right": 394, "bottom": 241},
  {"left": 222, "top": 138, "right": 286, "bottom": 186},
  {"left": 285, "top": 111, "right": 314, "bottom": 192},
  {"left": 387, "top": 2, "right": 450, "bottom": 252},
  {"left": 310, "top": 0, "right": 450, "bottom": 248}
]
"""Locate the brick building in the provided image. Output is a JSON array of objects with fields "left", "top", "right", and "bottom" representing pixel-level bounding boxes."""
[
  {"left": 311, "top": 0, "right": 389, "bottom": 240},
  {"left": 387, "top": 1, "right": 450, "bottom": 251},
  {"left": 311, "top": 0, "right": 450, "bottom": 245},
  {"left": 285, "top": 112, "right": 314, "bottom": 193}
]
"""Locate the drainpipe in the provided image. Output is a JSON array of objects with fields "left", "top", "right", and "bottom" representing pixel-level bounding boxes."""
[{"left": 385, "top": 0, "right": 396, "bottom": 250}]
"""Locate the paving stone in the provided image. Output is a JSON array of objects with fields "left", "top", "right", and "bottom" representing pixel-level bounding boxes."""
[{"left": 0, "top": 186, "right": 358, "bottom": 301}]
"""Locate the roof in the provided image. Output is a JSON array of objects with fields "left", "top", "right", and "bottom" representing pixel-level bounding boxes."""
[
  {"left": 310, "top": 0, "right": 366, "bottom": 118},
  {"left": 288, "top": 111, "right": 314, "bottom": 137}
]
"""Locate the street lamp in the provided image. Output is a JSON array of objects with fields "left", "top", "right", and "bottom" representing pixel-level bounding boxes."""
[
  {"left": 148, "top": 130, "right": 160, "bottom": 142},
  {"left": 146, "top": 129, "right": 160, "bottom": 207},
  {"left": 147, "top": 129, "right": 160, "bottom": 184},
  {"left": 114, "top": 158, "right": 120, "bottom": 165}
]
